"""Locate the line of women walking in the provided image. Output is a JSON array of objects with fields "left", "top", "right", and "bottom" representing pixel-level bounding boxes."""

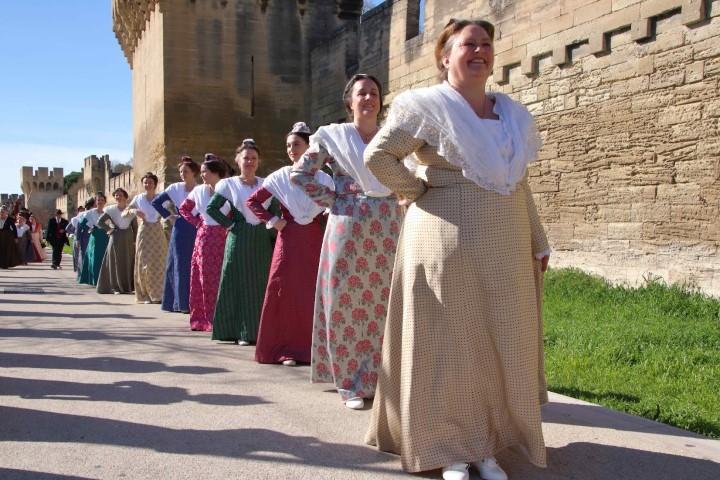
[{"left": 65, "top": 17, "right": 553, "bottom": 480}]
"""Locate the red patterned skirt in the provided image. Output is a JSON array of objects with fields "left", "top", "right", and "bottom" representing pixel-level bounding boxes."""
[{"left": 189, "top": 223, "right": 227, "bottom": 331}]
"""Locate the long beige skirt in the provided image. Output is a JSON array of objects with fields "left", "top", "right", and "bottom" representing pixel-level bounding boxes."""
[
  {"left": 366, "top": 167, "right": 547, "bottom": 473},
  {"left": 134, "top": 221, "right": 168, "bottom": 303}
]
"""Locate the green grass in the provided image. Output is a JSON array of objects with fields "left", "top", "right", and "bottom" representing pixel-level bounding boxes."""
[{"left": 543, "top": 268, "right": 720, "bottom": 438}]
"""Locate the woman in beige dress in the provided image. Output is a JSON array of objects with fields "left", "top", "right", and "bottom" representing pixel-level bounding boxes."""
[{"left": 364, "top": 19, "right": 551, "bottom": 480}]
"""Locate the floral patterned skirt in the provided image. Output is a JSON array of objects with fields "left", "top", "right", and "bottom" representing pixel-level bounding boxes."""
[{"left": 310, "top": 193, "right": 403, "bottom": 400}]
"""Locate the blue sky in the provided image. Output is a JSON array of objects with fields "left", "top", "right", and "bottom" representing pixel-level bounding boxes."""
[
  {"left": 0, "top": 0, "right": 392, "bottom": 195},
  {"left": 0, "top": 1, "right": 132, "bottom": 194}
]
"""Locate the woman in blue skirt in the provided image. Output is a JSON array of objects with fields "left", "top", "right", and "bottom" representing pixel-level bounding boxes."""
[{"left": 152, "top": 157, "right": 199, "bottom": 313}]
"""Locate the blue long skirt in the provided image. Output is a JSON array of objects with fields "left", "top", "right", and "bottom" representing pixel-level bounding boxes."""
[{"left": 161, "top": 216, "right": 196, "bottom": 312}]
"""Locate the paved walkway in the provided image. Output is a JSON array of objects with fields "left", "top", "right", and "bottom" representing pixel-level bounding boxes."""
[{"left": 1, "top": 257, "right": 719, "bottom": 480}]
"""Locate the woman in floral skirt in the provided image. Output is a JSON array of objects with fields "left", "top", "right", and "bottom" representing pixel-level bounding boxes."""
[{"left": 290, "top": 74, "right": 403, "bottom": 409}]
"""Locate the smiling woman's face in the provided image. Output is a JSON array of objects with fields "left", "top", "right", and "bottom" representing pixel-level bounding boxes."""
[{"left": 443, "top": 24, "right": 494, "bottom": 85}]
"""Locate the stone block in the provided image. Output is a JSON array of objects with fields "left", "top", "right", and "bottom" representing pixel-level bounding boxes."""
[
  {"left": 631, "top": 202, "right": 671, "bottom": 221},
  {"left": 692, "top": 37, "right": 720, "bottom": 60},
  {"left": 541, "top": 13, "right": 574, "bottom": 38},
  {"left": 574, "top": 0, "right": 613, "bottom": 25},
  {"left": 658, "top": 103, "right": 703, "bottom": 125},
  {"left": 613, "top": 0, "right": 643, "bottom": 11},
  {"left": 685, "top": 60, "right": 705, "bottom": 83},
  {"left": 608, "top": 222, "right": 644, "bottom": 239},
  {"left": 610, "top": 75, "right": 649, "bottom": 97},
  {"left": 649, "top": 66, "right": 686, "bottom": 89}
]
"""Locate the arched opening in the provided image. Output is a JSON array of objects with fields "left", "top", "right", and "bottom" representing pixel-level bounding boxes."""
[
  {"left": 53, "top": 182, "right": 59, "bottom": 191},
  {"left": 39, "top": 183, "right": 45, "bottom": 191}
]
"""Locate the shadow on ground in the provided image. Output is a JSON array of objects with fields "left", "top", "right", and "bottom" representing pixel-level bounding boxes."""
[
  {"left": 0, "top": 406, "right": 398, "bottom": 474},
  {"left": 0, "top": 352, "right": 228, "bottom": 374},
  {"left": 498, "top": 442, "right": 720, "bottom": 480},
  {"left": 0, "top": 328, "right": 156, "bottom": 342},
  {"left": 0, "top": 376, "right": 267, "bottom": 406},
  {"left": 0, "top": 468, "right": 94, "bottom": 480},
  {"left": 0, "top": 310, "right": 153, "bottom": 320}
]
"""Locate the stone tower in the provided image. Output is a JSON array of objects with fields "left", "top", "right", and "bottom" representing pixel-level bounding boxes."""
[
  {"left": 112, "top": 0, "right": 364, "bottom": 187},
  {"left": 20, "top": 167, "right": 65, "bottom": 226}
]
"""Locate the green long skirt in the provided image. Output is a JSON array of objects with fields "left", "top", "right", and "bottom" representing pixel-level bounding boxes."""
[
  {"left": 79, "top": 228, "right": 109, "bottom": 286},
  {"left": 212, "top": 221, "right": 273, "bottom": 342}
]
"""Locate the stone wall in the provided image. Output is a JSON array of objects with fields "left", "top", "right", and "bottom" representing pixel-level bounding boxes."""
[
  {"left": 312, "top": 0, "right": 720, "bottom": 294},
  {"left": 114, "top": 0, "right": 364, "bottom": 186}
]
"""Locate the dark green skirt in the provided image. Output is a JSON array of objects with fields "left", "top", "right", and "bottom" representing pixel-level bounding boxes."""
[
  {"left": 212, "top": 221, "right": 273, "bottom": 342},
  {"left": 79, "top": 228, "right": 109, "bottom": 286}
]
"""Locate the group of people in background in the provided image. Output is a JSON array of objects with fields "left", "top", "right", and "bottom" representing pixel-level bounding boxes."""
[
  {"left": 1, "top": 19, "right": 553, "bottom": 480},
  {"left": 0, "top": 202, "right": 58, "bottom": 269}
]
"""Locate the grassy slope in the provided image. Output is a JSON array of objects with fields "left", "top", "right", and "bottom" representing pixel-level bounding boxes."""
[{"left": 543, "top": 268, "right": 720, "bottom": 438}]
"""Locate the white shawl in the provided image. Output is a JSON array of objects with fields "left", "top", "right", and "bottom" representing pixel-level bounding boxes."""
[
  {"left": 263, "top": 167, "right": 334, "bottom": 225},
  {"left": 384, "top": 82, "right": 541, "bottom": 195},
  {"left": 311, "top": 123, "right": 392, "bottom": 197}
]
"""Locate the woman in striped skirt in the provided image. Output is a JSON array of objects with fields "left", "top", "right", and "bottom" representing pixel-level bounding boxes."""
[
  {"left": 206, "top": 139, "right": 276, "bottom": 344},
  {"left": 179, "top": 156, "right": 228, "bottom": 331},
  {"left": 126, "top": 172, "right": 168, "bottom": 304}
]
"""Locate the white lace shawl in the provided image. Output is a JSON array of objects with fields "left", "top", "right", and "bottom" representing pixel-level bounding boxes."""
[
  {"left": 384, "top": 82, "right": 541, "bottom": 195},
  {"left": 311, "top": 123, "right": 393, "bottom": 197},
  {"left": 263, "top": 166, "right": 334, "bottom": 225}
]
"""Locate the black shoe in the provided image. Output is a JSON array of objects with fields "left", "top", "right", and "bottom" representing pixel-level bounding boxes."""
[{"left": 51, "top": 264, "right": 57, "bottom": 270}]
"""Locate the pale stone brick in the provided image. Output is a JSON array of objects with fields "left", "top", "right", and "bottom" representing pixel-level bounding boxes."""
[
  {"left": 658, "top": 103, "right": 703, "bottom": 125},
  {"left": 574, "top": 0, "right": 613, "bottom": 25},
  {"left": 685, "top": 60, "right": 705, "bottom": 82}
]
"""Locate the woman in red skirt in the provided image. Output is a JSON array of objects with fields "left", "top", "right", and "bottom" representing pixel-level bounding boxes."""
[
  {"left": 248, "top": 122, "right": 335, "bottom": 366},
  {"left": 179, "top": 155, "right": 228, "bottom": 332}
]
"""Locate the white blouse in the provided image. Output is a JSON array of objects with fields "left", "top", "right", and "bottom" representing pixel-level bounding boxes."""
[
  {"left": 215, "top": 176, "right": 267, "bottom": 226},
  {"left": 101, "top": 205, "right": 135, "bottom": 230},
  {"left": 164, "top": 182, "right": 193, "bottom": 209},
  {"left": 186, "top": 184, "right": 228, "bottom": 227},
  {"left": 82, "top": 208, "right": 103, "bottom": 229},
  {"left": 129, "top": 193, "right": 161, "bottom": 223}
]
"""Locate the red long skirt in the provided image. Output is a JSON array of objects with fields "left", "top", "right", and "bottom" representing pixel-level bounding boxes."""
[
  {"left": 255, "top": 217, "right": 324, "bottom": 363},
  {"left": 189, "top": 224, "right": 227, "bottom": 331}
]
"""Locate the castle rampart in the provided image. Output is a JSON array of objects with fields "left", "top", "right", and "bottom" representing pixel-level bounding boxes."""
[{"left": 20, "top": 166, "right": 65, "bottom": 226}]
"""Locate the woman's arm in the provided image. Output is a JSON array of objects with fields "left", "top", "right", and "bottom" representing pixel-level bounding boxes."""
[
  {"left": 519, "top": 173, "right": 550, "bottom": 260},
  {"left": 178, "top": 197, "right": 201, "bottom": 228},
  {"left": 246, "top": 187, "right": 281, "bottom": 229},
  {"left": 290, "top": 143, "right": 336, "bottom": 208},
  {"left": 206, "top": 192, "right": 236, "bottom": 228},
  {"left": 96, "top": 212, "right": 114, "bottom": 234},
  {"left": 151, "top": 191, "right": 173, "bottom": 219},
  {"left": 364, "top": 127, "right": 427, "bottom": 202}
]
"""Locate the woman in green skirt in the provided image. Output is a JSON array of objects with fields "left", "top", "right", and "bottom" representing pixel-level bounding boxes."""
[
  {"left": 79, "top": 192, "right": 109, "bottom": 286},
  {"left": 206, "top": 139, "right": 277, "bottom": 344}
]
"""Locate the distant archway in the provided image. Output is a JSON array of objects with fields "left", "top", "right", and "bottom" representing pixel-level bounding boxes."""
[{"left": 39, "top": 183, "right": 45, "bottom": 191}]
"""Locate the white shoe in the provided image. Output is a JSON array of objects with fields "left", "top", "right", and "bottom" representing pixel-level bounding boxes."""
[
  {"left": 238, "top": 340, "right": 250, "bottom": 346},
  {"left": 442, "top": 463, "right": 469, "bottom": 480},
  {"left": 282, "top": 359, "right": 296, "bottom": 366},
  {"left": 143, "top": 300, "right": 151, "bottom": 304},
  {"left": 473, "top": 457, "right": 508, "bottom": 480},
  {"left": 113, "top": 291, "right": 121, "bottom": 295},
  {"left": 344, "top": 397, "right": 364, "bottom": 410}
]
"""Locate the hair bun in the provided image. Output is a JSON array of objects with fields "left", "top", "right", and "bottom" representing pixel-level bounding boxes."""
[
  {"left": 291, "top": 122, "right": 311, "bottom": 134},
  {"left": 242, "top": 138, "right": 256, "bottom": 146},
  {"left": 204, "top": 153, "right": 219, "bottom": 162}
]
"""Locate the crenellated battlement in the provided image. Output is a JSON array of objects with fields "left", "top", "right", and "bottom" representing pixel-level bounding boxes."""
[
  {"left": 112, "top": 0, "right": 161, "bottom": 67},
  {"left": 20, "top": 166, "right": 64, "bottom": 194}
]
